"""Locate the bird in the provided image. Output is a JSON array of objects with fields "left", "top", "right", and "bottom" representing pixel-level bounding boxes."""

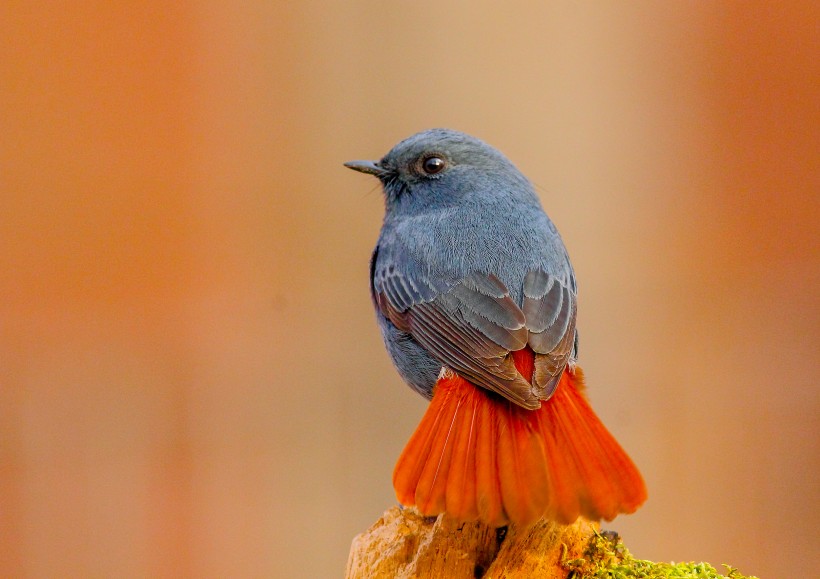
[{"left": 344, "top": 128, "right": 646, "bottom": 527}]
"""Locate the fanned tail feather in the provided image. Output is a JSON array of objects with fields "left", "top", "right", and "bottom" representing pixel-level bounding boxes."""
[{"left": 392, "top": 349, "right": 647, "bottom": 526}]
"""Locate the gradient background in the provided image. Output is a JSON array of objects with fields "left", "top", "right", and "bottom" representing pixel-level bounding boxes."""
[{"left": 1, "top": 2, "right": 817, "bottom": 578}]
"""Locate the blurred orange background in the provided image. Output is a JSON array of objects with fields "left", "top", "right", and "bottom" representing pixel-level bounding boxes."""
[{"left": 1, "top": 2, "right": 817, "bottom": 577}]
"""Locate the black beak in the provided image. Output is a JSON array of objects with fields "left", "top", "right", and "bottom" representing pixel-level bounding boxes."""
[{"left": 344, "top": 160, "right": 388, "bottom": 177}]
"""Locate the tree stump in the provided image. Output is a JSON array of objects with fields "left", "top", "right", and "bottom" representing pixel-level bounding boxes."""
[
  {"left": 346, "top": 506, "right": 761, "bottom": 578},
  {"left": 345, "top": 506, "right": 596, "bottom": 579}
]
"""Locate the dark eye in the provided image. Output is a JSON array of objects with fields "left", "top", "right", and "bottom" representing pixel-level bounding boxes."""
[{"left": 421, "top": 155, "right": 446, "bottom": 175}]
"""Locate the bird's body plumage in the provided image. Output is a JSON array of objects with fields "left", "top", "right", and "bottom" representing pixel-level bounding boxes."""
[{"left": 346, "top": 129, "right": 646, "bottom": 526}]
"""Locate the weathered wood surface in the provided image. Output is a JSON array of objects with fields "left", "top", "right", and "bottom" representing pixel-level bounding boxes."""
[{"left": 345, "top": 506, "right": 597, "bottom": 579}]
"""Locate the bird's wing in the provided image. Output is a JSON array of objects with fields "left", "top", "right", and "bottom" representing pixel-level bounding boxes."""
[
  {"left": 374, "top": 266, "right": 540, "bottom": 409},
  {"left": 522, "top": 269, "right": 578, "bottom": 399}
]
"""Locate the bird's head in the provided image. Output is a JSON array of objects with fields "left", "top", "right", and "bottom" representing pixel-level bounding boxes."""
[{"left": 345, "top": 129, "right": 537, "bottom": 216}]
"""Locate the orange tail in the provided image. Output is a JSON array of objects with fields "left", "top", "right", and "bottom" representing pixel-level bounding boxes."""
[{"left": 392, "top": 349, "right": 647, "bottom": 526}]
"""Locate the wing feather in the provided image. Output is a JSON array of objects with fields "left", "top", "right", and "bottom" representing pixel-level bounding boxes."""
[
  {"left": 375, "top": 263, "right": 577, "bottom": 409},
  {"left": 523, "top": 270, "right": 577, "bottom": 398}
]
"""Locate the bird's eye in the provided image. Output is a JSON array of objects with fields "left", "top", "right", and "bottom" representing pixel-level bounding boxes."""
[{"left": 421, "top": 155, "right": 446, "bottom": 175}]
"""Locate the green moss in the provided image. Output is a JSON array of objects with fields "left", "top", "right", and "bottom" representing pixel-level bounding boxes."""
[{"left": 560, "top": 529, "right": 759, "bottom": 579}]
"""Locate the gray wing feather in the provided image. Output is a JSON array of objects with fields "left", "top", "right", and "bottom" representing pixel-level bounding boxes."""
[
  {"left": 413, "top": 301, "right": 503, "bottom": 358},
  {"left": 523, "top": 270, "right": 561, "bottom": 334},
  {"left": 451, "top": 285, "right": 527, "bottom": 333},
  {"left": 377, "top": 270, "right": 538, "bottom": 409},
  {"left": 381, "top": 270, "right": 434, "bottom": 311},
  {"left": 376, "top": 262, "right": 576, "bottom": 409},
  {"left": 523, "top": 269, "right": 577, "bottom": 398}
]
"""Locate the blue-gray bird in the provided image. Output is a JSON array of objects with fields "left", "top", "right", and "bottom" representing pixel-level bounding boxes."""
[{"left": 345, "top": 129, "right": 646, "bottom": 527}]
